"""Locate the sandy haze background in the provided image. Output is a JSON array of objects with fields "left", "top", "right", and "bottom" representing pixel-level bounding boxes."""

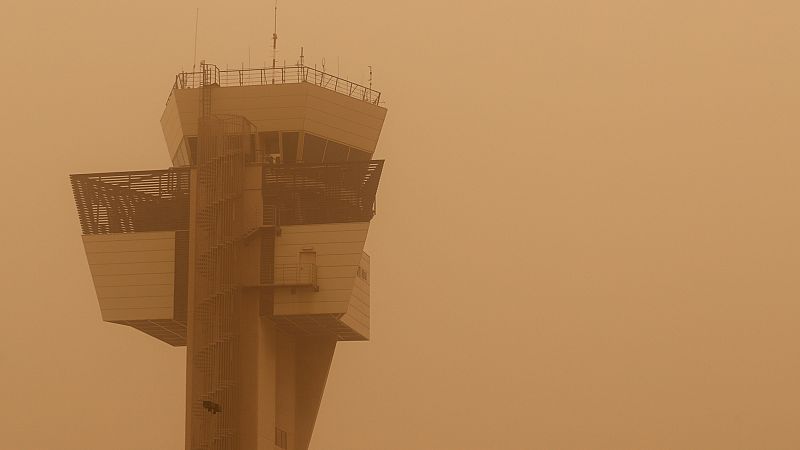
[{"left": 1, "top": 1, "right": 799, "bottom": 449}]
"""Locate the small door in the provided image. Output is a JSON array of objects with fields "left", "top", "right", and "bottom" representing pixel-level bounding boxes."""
[{"left": 298, "top": 250, "right": 316, "bottom": 285}]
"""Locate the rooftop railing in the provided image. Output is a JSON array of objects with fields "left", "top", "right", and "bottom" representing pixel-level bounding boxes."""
[{"left": 172, "top": 65, "right": 381, "bottom": 105}]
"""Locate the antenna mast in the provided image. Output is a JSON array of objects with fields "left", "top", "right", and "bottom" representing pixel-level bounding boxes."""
[
  {"left": 192, "top": 8, "right": 199, "bottom": 71},
  {"left": 272, "top": 0, "right": 278, "bottom": 83}
]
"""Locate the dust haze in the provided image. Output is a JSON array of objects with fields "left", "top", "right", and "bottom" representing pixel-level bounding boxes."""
[{"left": 1, "top": 1, "right": 799, "bottom": 449}]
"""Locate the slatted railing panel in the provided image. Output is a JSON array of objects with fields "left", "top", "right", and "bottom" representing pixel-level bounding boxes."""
[
  {"left": 262, "top": 160, "right": 384, "bottom": 226},
  {"left": 70, "top": 169, "right": 190, "bottom": 235}
]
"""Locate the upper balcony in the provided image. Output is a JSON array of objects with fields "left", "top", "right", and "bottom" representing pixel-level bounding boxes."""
[{"left": 171, "top": 65, "right": 381, "bottom": 105}]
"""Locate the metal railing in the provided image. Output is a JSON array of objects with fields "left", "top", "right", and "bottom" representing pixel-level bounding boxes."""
[
  {"left": 70, "top": 168, "right": 191, "bottom": 235},
  {"left": 263, "top": 205, "right": 279, "bottom": 228},
  {"left": 173, "top": 65, "right": 381, "bottom": 105},
  {"left": 261, "top": 160, "right": 384, "bottom": 226},
  {"left": 272, "top": 263, "right": 318, "bottom": 289}
]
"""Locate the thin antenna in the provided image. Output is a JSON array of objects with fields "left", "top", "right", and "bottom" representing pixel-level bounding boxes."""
[
  {"left": 272, "top": 0, "right": 278, "bottom": 83},
  {"left": 192, "top": 8, "right": 199, "bottom": 71},
  {"left": 368, "top": 65, "right": 373, "bottom": 90},
  {"left": 300, "top": 47, "right": 304, "bottom": 67}
]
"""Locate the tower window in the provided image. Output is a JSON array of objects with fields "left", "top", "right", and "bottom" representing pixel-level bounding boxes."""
[
  {"left": 302, "top": 133, "right": 326, "bottom": 163},
  {"left": 348, "top": 148, "right": 371, "bottom": 161},
  {"left": 324, "top": 140, "right": 349, "bottom": 163},
  {"left": 259, "top": 131, "right": 280, "bottom": 155},
  {"left": 282, "top": 132, "right": 299, "bottom": 163},
  {"left": 186, "top": 136, "right": 198, "bottom": 164}
]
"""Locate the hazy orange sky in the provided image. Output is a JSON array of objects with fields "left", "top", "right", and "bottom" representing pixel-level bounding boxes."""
[{"left": 1, "top": 1, "right": 799, "bottom": 449}]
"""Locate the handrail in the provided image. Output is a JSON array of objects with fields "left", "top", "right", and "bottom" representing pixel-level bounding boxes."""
[
  {"left": 172, "top": 65, "right": 381, "bottom": 105},
  {"left": 273, "top": 263, "right": 318, "bottom": 288}
]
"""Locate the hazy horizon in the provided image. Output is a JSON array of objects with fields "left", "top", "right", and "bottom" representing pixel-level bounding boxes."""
[{"left": 1, "top": 1, "right": 799, "bottom": 449}]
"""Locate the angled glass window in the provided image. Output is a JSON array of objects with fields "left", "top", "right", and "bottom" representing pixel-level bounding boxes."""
[
  {"left": 281, "top": 132, "right": 298, "bottom": 163},
  {"left": 302, "top": 133, "right": 326, "bottom": 163},
  {"left": 348, "top": 148, "right": 371, "bottom": 161},
  {"left": 259, "top": 131, "right": 280, "bottom": 155},
  {"left": 324, "top": 140, "right": 349, "bottom": 163},
  {"left": 186, "top": 136, "right": 198, "bottom": 164}
]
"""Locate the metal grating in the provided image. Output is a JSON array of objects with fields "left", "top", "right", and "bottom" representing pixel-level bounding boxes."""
[
  {"left": 272, "top": 313, "right": 367, "bottom": 341},
  {"left": 70, "top": 169, "right": 190, "bottom": 235},
  {"left": 262, "top": 160, "right": 384, "bottom": 226},
  {"left": 113, "top": 319, "right": 187, "bottom": 346},
  {"left": 189, "top": 111, "right": 254, "bottom": 450}
]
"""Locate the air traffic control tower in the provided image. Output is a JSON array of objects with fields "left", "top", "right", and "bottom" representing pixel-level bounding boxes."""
[{"left": 70, "top": 62, "right": 386, "bottom": 449}]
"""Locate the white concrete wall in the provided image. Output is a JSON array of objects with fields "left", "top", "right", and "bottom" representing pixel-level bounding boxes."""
[
  {"left": 82, "top": 231, "right": 176, "bottom": 321},
  {"left": 273, "top": 223, "right": 369, "bottom": 317},
  {"left": 340, "top": 252, "right": 370, "bottom": 339}
]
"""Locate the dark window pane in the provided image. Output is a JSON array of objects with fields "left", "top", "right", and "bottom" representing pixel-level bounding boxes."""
[
  {"left": 259, "top": 131, "right": 279, "bottom": 154},
  {"left": 187, "top": 136, "right": 198, "bottom": 164},
  {"left": 281, "top": 132, "right": 298, "bottom": 163},
  {"left": 172, "top": 147, "right": 185, "bottom": 166},
  {"left": 348, "top": 148, "right": 371, "bottom": 161},
  {"left": 245, "top": 133, "right": 256, "bottom": 162},
  {"left": 324, "top": 141, "right": 349, "bottom": 162},
  {"left": 302, "top": 133, "right": 325, "bottom": 163}
]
